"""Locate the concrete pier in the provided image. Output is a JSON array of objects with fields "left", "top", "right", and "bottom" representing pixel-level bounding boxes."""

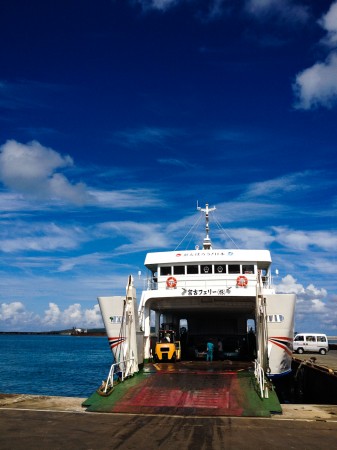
[
  {"left": 293, "top": 349, "right": 337, "bottom": 374},
  {"left": 1, "top": 394, "right": 337, "bottom": 450}
]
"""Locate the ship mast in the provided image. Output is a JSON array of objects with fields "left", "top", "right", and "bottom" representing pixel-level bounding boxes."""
[{"left": 197, "top": 203, "right": 216, "bottom": 250}]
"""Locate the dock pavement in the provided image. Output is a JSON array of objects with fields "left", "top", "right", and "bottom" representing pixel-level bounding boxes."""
[
  {"left": 1, "top": 393, "right": 337, "bottom": 450},
  {"left": 293, "top": 349, "right": 337, "bottom": 374}
]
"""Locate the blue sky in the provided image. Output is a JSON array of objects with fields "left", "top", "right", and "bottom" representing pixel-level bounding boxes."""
[{"left": 1, "top": 0, "right": 337, "bottom": 333}]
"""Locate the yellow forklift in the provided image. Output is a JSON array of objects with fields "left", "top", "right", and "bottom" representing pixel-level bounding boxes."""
[{"left": 154, "top": 324, "right": 181, "bottom": 362}]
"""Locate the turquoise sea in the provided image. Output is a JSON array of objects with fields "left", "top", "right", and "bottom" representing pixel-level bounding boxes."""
[{"left": 0, "top": 334, "right": 112, "bottom": 398}]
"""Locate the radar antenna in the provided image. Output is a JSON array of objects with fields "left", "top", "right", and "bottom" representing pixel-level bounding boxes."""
[{"left": 197, "top": 203, "right": 216, "bottom": 250}]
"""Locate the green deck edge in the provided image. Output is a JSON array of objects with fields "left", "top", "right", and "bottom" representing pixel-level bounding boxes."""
[
  {"left": 82, "top": 369, "right": 153, "bottom": 411},
  {"left": 236, "top": 371, "right": 282, "bottom": 416}
]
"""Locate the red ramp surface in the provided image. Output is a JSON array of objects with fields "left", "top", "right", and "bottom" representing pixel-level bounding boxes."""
[{"left": 113, "top": 372, "right": 243, "bottom": 416}]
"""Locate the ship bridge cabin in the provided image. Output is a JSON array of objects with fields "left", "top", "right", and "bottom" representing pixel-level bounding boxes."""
[{"left": 144, "top": 249, "right": 273, "bottom": 292}]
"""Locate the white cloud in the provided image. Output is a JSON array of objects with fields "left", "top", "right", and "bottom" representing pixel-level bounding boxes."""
[
  {"left": 57, "top": 253, "right": 105, "bottom": 273},
  {"left": 0, "top": 301, "right": 103, "bottom": 331},
  {"left": 304, "top": 257, "right": 337, "bottom": 275},
  {"left": 136, "top": 0, "right": 179, "bottom": 11},
  {"left": 84, "top": 304, "right": 103, "bottom": 325},
  {"left": 0, "top": 222, "right": 86, "bottom": 253},
  {"left": 90, "top": 189, "right": 162, "bottom": 208},
  {"left": 98, "top": 221, "right": 170, "bottom": 254},
  {"left": 0, "top": 140, "right": 72, "bottom": 183},
  {"left": 310, "top": 298, "right": 326, "bottom": 313},
  {"left": 293, "top": 2, "right": 337, "bottom": 110},
  {"left": 276, "top": 274, "right": 327, "bottom": 300},
  {"left": 44, "top": 302, "right": 61, "bottom": 325},
  {"left": 42, "top": 302, "right": 103, "bottom": 328},
  {"left": 135, "top": 0, "right": 310, "bottom": 23},
  {"left": 62, "top": 303, "right": 83, "bottom": 325},
  {"left": 134, "top": 0, "right": 235, "bottom": 22},
  {"left": 276, "top": 275, "right": 330, "bottom": 329},
  {"left": 0, "top": 140, "right": 163, "bottom": 211},
  {"left": 0, "top": 301, "right": 37, "bottom": 327},
  {"left": 0, "top": 301, "right": 25, "bottom": 320},
  {"left": 0, "top": 140, "right": 93, "bottom": 205},
  {"left": 275, "top": 274, "right": 305, "bottom": 295},
  {"left": 243, "top": 171, "right": 313, "bottom": 199},
  {"left": 276, "top": 275, "right": 328, "bottom": 302},
  {"left": 220, "top": 227, "right": 274, "bottom": 249},
  {"left": 293, "top": 52, "right": 337, "bottom": 109},
  {"left": 244, "top": 0, "right": 309, "bottom": 23},
  {"left": 273, "top": 227, "right": 337, "bottom": 252},
  {"left": 319, "top": 1, "right": 337, "bottom": 48},
  {"left": 212, "top": 201, "right": 285, "bottom": 224},
  {"left": 0, "top": 193, "right": 39, "bottom": 213}
]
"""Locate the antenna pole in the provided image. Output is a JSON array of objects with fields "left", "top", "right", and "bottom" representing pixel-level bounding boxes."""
[{"left": 197, "top": 203, "right": 216, "bottom": 250}]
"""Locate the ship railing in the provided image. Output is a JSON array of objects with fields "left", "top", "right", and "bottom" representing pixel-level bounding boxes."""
[
  {"left": 146, "top": 279, "right": 158, "bottom": 290},
  {"left": 145, "top": 276, "right": 273, "bottom": 291},
  {"left": 254, "top": 359, "right": 269, "bottom": 399},
  {"left": 102, "top": 357, "right": 135, "bottom": 394}
]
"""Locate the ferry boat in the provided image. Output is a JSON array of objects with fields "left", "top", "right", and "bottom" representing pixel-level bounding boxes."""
[{"left": 97, "top": 204, "right": 296, "bottom": 399}]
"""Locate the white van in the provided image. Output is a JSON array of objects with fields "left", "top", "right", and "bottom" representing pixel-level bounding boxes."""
[{"left": 293, "top": 333, "right": 329, "bottom": 355}]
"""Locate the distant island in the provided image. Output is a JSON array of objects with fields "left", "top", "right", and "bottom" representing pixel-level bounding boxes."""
[{"left": 0, "top": 327, "right": 106, "bottom": 336}]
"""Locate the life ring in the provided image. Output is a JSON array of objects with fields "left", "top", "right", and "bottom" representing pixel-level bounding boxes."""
[
  {"left": 236, "top": 275, "right": 248, "bottom": 287},
  {"left": 166, "top": 276, "right": 177, "bottom": 289}
]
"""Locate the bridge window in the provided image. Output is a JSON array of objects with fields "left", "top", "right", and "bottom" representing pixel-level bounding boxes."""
[
  {"left": 173, "top": 265, "right": 185, "bottom": 275},
  {"left": 160, "top": 266, "right": 172, "bottom": 276},
  {"left": 242, "top": 265, "right": 255, "bottom": 274},
  {"left": 228, "top": 264, "right": 240, "bottom": 274},
  {"left": 201, "top": 265, "right": 213, "bottom": 274},
  {"left": 187, "top": 265, "right": 199, "bottom": 274},
  {"left": 215, "top": 264, "right": 226, "bottom": 273}
]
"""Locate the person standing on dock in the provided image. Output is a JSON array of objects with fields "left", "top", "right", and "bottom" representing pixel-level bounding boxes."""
[{"left": 206, "top": 340, "right": 214, "bottom": 362}]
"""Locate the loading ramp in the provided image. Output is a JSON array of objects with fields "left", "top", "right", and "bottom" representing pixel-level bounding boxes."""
[{"left": 84, "top": 361, "right": 281, "bottom": 417}]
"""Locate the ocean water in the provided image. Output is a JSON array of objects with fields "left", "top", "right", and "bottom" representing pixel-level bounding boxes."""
[{"left": 0, "top": 334, "right": 113, "bottom": 398}]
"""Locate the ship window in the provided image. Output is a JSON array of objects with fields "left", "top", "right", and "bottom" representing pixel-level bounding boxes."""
[
  {"left": 160, "top": 266, "right": 172, "bottom": 276},
  {"left": 187, "top": 265, "right": 199, "bottom": 274},
  {"left": 215, "top": 265, "right": 226, "bottom": 273},
  {"left": 228, "top": 264, "right": 240, "bottom": 274},
  {"left": 267, "top": 315, "right": 284, "bottom": 323},
  {"left": 242, "top": 265, "right": 255, "bottom": 274},
  {"left": 173, "top": 265, "right": 185, "bottom": 275},
  {"left": 201, "top": 265, "right": 213, "bottom": 274}
]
